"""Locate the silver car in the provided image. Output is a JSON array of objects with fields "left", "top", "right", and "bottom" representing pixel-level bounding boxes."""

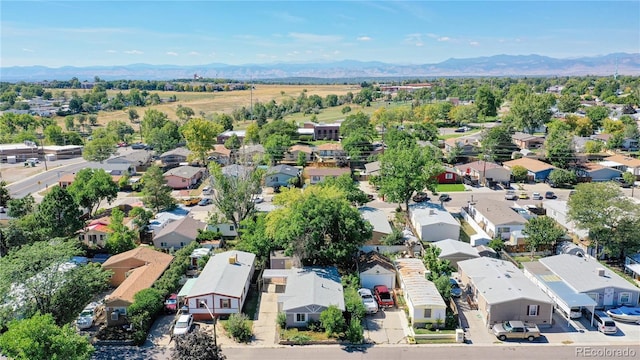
[{"left": 358, "top": 288, "right": 378, "bottom": 314}]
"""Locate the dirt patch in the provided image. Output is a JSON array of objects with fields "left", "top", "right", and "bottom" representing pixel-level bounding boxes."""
[{"left": 1, "top": 164, "right": 45, "bottom": 184}]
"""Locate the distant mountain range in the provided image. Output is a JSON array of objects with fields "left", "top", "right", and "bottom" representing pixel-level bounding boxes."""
[{"left": 1, "top": 53, "right": 639, "bottom": 82}]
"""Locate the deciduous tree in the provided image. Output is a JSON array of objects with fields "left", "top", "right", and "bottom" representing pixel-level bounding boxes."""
[
  {"left": 508, "top": 93, "right": 554, "bottom": 134},
  {"left": 140, "top": 165, "right": 175, "bottom": 213},
  {"left": 545, "top": 120, "right": 575, "bottom": 169},
  {"left": 180, "top": 117, "right": 223, "bottom": 165},
  {"left": 475, "top": 85, "right": 498, "bottom": 117},
  {"left": 523, "top": 216, "right": 565, "bottom": 259},
  {"left": 208, "top": 163, "right": 263, "bottom": 229},
  {"left": 67, "top": 168, "right": 119, "bottom": 216},
  {"left": 82, "top": 128, "right": 116, "bottom": 162},
  {"left": 37, "top": 186, "right": 83, "bottom": 238},
  {"left": 105, "top": 208, "right": 137, "bottom": 254}
]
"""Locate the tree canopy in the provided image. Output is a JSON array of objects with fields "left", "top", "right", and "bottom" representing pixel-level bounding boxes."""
[
  {"left": 507, "top": 93, "right": 555, "bottom": 134},
  {"left": 67, "top": 168, "right": 119, "bottom": 216},
  {"left": 208, "top": 163, "right": 263, "bottom": 229},
  {"left": 522, "top": 216, "right": 565, "bottom": 258},
  {"left": 82, "top": 128, "right": 116, "bottom": 162},
  {"left": 180, "top": 117, "right": 223, "bottom": 165},
  {"left": 140, "top": 165, "right": 175, "bottom": 213},
  {"left": 37, "top": 186, "right": 83, "bottom": 238}
]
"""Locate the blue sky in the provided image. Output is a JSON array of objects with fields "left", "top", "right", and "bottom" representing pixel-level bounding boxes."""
[{"left": 1, "top": 1, "right": 638, "bottom": 68}]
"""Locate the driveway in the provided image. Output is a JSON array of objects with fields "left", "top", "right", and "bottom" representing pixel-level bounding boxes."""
[
  {"left": 145, "top": 314, "right": 177, "bottom": 347},
  {"left": 363, "top": 308, "right": 409, "bottom": 344},
  {"left": 252, "top": 292, "right": 279, "bottom": 346},
  {"left": 454, "top": 297, "right": 495, "bottom": 344}
]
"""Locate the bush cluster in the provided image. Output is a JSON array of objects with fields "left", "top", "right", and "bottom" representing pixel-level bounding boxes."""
[{"left": 224, "top": 313, "right": 252, "bottom": 343}]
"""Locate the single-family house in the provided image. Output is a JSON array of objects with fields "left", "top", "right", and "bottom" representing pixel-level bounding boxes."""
[
  {"left": 601, "top": 154, "right": 640, "bottom": 178},
  {"left": 395, "top": 258, "right": 447, "bottom": 327},
  {"left": 444, "top": 137, "right": 478, "bottom": 156},
  {"left": 106, "top": 149, "right": 154, "bottom": 173},
  {"left": 263, "top": 267, "right": 344, "bottom": 328},
  {"left": 148, "top": 205, "right": 190, "bottom": 233},
  {"left": 102, "top": 247, "right": 174, "bottom": 325},
  {"left": 314, "top": 143, "right": 345, "bottom": 161},
  {"left": 163, "top": 165, "right": 205, "bottom": 189},
  {"left": 185, "top": 250, "right": 256, "bottom": 320},
  {"left": 270, "top": 250, "right": 295, "bottom": 270},
  {"left": 575, "top": 162, "right": 622, "bottom": 182},
  {"left": 454, "top": 160, "right": 511, "bottom": 185},
  {"left": 210, "top": 145, "right": 232, "bottom": 165},
  {"left": 409, "top": 203, "right": 460, "bottom": 242},
  {"left": 358, "top": 207, "right": 393, "bottom": 244},
  {"left": 190, "top": 247, "right": 212, "bottom": 268},
  {"left": 217, "top": 130, "right": 246, "bottom": 144},
  {"left": 236, "top": 144, "right": 265, "bottom": 163},
  {"left": 542, "top": 200, "right": 589, "bottom": 241},
  {"left": 358, "top": 251, "right": 396, "bottom": 290},
  {"left": 304, "top": 167, "right": 351, "bottom": 185},
  {"left": 503, "top": 158, "right": 556, "bottom": 181},
  {"left": 431, "top": 239, "right": 480, "bottom": 268},
  {"left": 207, "top": 221, "right": 237, "bottom": 239},
  {"left": 511, "top": 132, "right": 545, "bottom": 150},
  {"left": 264, "top": 164, "right": 300, "bottom": 188},
  {"left": 457, "top": 257, "right": 554, "bottom": 327},
  {"left": 78, "top": 219, "right": 112, "bottom": 248},
  {"left": 624, "top": 253, "right": 640, "bottom": 281},
  {"left": 468, "top": 200, "right": 527, "bottom": 240},
  {"left": 436, "top": 167, "right": 460, "bottom": 184},
  {"left": 522, "top": 261, "right": 597, "bottom": 323},
  {"left": 538, "top": 254, "right": 640, "bottom": 308},
  {"left": 285, "top": 145, "right": 313, "bottom": 164},
  {"left": 153, "top": 216, "right": 207, "bottom": 250},
  {"left": 221, "top": 164, "right": 250, "bottom": 178},
  {"left": 160, "top": 147, "right": 192, "bottom": 167}
]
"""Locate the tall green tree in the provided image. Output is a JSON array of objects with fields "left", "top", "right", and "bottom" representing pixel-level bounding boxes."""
[
  {"left": 480, "top": 125, "right": 518, "bottom": 163},
  {"left": 82, "top": 128, "right": 116, "bottom": 162},
  {"left": 264, "top": 134, "right": 291, "bottom": 165},
  {"left": 545, "top": 120, "right": 575, "bottom": 169},
  {"left": 208, "top": 163, "right": 263, "bottom": 229},
  {"left": 508, "top": 93, "right": 554, "bottom": 134},
  {"left": 340, "top": 111, "right": 376, "bottom": 139},
  {"left": 475, "top": 85, "right": 498, "bottom": 117},
  {"left": 557, "top": 94, "right": 581, "bottom": 113},
  {"left": 585, "top": 106, "right": 609, "bottom": 129},
  {"left": 568, "top": 182, "right": 640, "bottom": 259},
  {"left": 105, "top": 208, "right": 137, "bottom": 254},
  {"left": 140, "top": 165, "right": 175, "bottom": 213},
  {"left": 522, "top": 216, "right": 565, "bottom": 259},
  {"left": 266, "top": 186, "right": 372, "bottom": 266},
  {"left": 375, "top": 140, "right": 444, "bottom": 210},
  {"left": 318, "top": 173, "right": 370, "bottom": 206},
  {"left": 0, "top": 180, "right": 9, "bottom": 207},
  {"left": 0, "top": 313, "right": 94, "bottom": 360},
  {"left": 67, "top": 168, "right": 119, "bottom": 216},
  {"left": 37, "top": 186, "right": 83, "bottom": 238},
  {"left": 180, "top": 117, "right": 223, "bottom": 165}
]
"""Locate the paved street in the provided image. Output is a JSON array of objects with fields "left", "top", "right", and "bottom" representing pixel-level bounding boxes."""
[{"left": 5, "top": 158, "right": 87, "bottom": 198}]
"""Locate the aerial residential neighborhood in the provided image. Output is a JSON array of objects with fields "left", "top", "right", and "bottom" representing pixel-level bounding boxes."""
[{"left": 1, "top": 1, "right": 640, "bottom": 360}]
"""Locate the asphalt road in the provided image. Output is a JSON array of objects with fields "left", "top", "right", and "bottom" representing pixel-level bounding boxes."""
[
  {"left": 91, "top": 344, "right": 640, "bottom": 360},
  {"left": 6, "top": 159, "right": 88, "bottom": 198}
]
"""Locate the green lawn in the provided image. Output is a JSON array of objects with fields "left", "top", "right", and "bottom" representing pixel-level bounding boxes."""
[
  {"left": 281, "top": 328, "right": 332, "bottom": 342},
  {"left": 415, "top": 338, "right": 458, "bottom": 344},
  {"left": 414, "top": 328, "right": 456, "bottom": 335},
  {"left": 436, "top": 184, "right": 466, "bottom": 192}
]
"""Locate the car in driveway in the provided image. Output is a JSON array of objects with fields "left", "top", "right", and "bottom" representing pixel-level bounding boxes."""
[
  {"left": 76, "top": 303, "right": 99, "bottom": 330},
  {"left": 131, "top": 142, "right": 147, "bottom": 150},
  {"left": 612, "top": 177, "right": 632, "bottom": 188},
  {"left": 357, "top": 288, "right": 378, "bottom": 314},
  {"left": 173, "top": 314, "right": 193, "bottom": 336},
  {"left": 450, "top": 279, "right": 462, "bottom": 298},
  {"left": 164, "top": 293, "right": 178, "bottom": 314},
  {"left": 373, "top": 285, "right": 394, "bottom": 308}
]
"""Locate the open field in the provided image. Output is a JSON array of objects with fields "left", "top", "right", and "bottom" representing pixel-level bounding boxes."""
[{"left": 60, "top": 84, "right": 364, "bottom": 127}]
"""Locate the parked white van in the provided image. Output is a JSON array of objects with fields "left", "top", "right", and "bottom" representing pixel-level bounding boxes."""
[{"left": 592, "top": 310, "right": 617, "bottom": 334}]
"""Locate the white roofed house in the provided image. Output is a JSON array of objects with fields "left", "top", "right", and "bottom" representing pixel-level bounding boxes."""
[
  {"left": 185, "top": 250, "right": 256, "bottom": 320},
  {"left": 468, "top": 200, "right": 527, "bottom": 240},
  {"left": 395, "top": 258, "right": 446, "bottom": 328},
  {"left": 409, "top": 203, "right": 460, "bottom": 243},
  {"left": 457, "top": 257, "right": 554, "bottom": 328},
  {"left": 358, "top": 207, "right": 393, "bottom": 245},
  {"left": 432, "top": 239, "right": 480, "bottom": 268},
  {"left": 262, "top": 267, "right": 344, "bottom": 328}
]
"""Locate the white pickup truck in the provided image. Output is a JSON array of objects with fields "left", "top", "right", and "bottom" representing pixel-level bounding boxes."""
[{"left": 492, "top": 320, "right": 541, "bottom": 341}]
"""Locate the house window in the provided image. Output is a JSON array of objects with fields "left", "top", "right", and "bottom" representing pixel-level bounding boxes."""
[
  {"left": 78, "top": 235, "right": 84, "bottom": 242},
  {"left": 160, "top": 242, "right": 167, "bottom": 247},
  {"left": 423, "top": 308, "right": 432, "bottom": 318},
  {"left": 312, "top": 176, "right": 320, "bottom": 182},
  {"left": 199, "top": 300, "right": 207, "bottom": 308},
  {"left": 587, "top": 293, "right": 599, "bottom": 303},
  {"left": 445, "top": 173, "right": 454, "bottom": 180},
  {"left": 180, "top": 242, "right": 185, "bottom": 247},
  {"left": 295, "top": 313, "right": 307, "bottom": 323},
  {"left": 220, "top": 299, "right": 231, "bottom": 308},
  {"left": 229, "top": 226, "right": 235, "bottom": 231},
  {"left": 182, "top": 178, "right": 186, "bottom": 182},
  {"left": 527, "top": 305, "right": 539, "bottom": 316},
  {"left": 619, "top": 292, "right": 632, "bottom": 304}
]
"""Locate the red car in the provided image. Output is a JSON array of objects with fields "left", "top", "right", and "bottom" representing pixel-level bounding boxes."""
[
  {"left": 164, "top": 293, "right": 178, "bottom": 313},
  {"left": 373, "top": 285, "right": 394, "bottom": 308}
]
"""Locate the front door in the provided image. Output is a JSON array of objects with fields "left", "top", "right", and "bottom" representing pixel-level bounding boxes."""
[{"left": 603, "top": 288, "right": 614, "bottom": 306}]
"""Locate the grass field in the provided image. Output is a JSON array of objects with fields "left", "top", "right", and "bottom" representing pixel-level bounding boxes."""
[{"left": 435, "top": 184, "right": 466, "bottom": 192}]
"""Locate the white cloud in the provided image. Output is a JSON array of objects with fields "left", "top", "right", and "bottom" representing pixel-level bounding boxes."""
[
  {"left": 124, "top": 50, "right": 143, "bottom": 55},
  {"left": 469, "top": 41, "right": 480, "bottom": 46},
  {"left": 404, "top": 33, "right": 424, "bottom": 47},
  {"left": 288, "top": 32, "right": 342, "bottom": 43},
  {"left": 437, "top": 36, "right": 450, "bottom": 42},
  {"left": 188, "top": 51, "right": 200, "bottom": 56},
  {"left": 106, "top": 50, "right": 117, "bottom": 53},
  {"left": 22, "top": 48, "right": 34, "bottom": 52},
  {"left": 166, "top": 51, "right": 178, "bottom": 56},
  {"left": 357, "top": 36, "right": 372, "bottom": 41}
]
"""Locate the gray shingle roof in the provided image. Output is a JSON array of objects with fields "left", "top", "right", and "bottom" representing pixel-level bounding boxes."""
[
  {"left": 457, "top": 257, "right": 552, "bottom": 305},
  {"left": 539, "top": 254, "right": 639, "bottom": 293},
  {"left": 268, "top": 164, "right": 300, "bottom": 177},
  {"left": 359, "top": 207, "right": 392, "bottom": 235},
  {"left": 163, "top": 165, "right": 203, "bottom": 179},
  {"left": 432, "top": 239, "right": 480, "bottom": 259},
  {"left": 273, "top": 267, "right": 345, "bottom": 312},
  {"left": 188, "top": 250, "right": 255, "bottom": 298}
]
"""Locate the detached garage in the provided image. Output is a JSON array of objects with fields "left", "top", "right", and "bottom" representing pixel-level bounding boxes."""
[{"left": 358, "top": 251, "right": 396, "bottom": 290}]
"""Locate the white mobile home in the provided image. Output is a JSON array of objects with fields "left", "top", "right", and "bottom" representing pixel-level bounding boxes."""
[{"left": 395, "top": 258, "right": 446, "bottom": 328}]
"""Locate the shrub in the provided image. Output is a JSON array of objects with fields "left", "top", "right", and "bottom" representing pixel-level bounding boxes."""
[
  {"left": 276, "top": 312, "right": 287, "bottom": 330},
  {"left": 127, "top": 288, "right": 164, "bottom": 317},
  {"left": 291, "top": 334, "right": 311, "bottom": 345},
  {"left": 319, "top": 305, "right": 345, "bottom": 337},
  {"left": 344, "top": 288, "right": 366, "bottom": 321},
  {"left": 345, "top": 320, "right": 364, "bottom": 344},
  {"left": 224, "top": 313, "right": 252, "bottom": 343},
  {"left": 307, "top": 319, "right": 323, "bottom": 332}
]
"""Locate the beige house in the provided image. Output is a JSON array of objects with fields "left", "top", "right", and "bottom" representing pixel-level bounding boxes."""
[
  {"left": 102, "top": 247, "right": 174, "bottom": 325},
  {"left": 285, "top": 145, "right": 313, "bottom": 164},
  {"left": 153, "top": 216, "right": 207, "bottom": 250},
  {"left": 303, "top": 167, "right": 351, "bottom": 184},
  {"left": 457, "top": 257, "right": 553, "bottom": 328}
]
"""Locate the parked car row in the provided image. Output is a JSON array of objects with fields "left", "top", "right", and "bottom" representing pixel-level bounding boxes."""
[{"left": 357, "top": 285, "right": 396, "bottom": 314}]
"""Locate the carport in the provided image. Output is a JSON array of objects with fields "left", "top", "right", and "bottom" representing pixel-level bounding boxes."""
[{"left": 523, "top": 262, "right": 596, "bottom": 326}]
